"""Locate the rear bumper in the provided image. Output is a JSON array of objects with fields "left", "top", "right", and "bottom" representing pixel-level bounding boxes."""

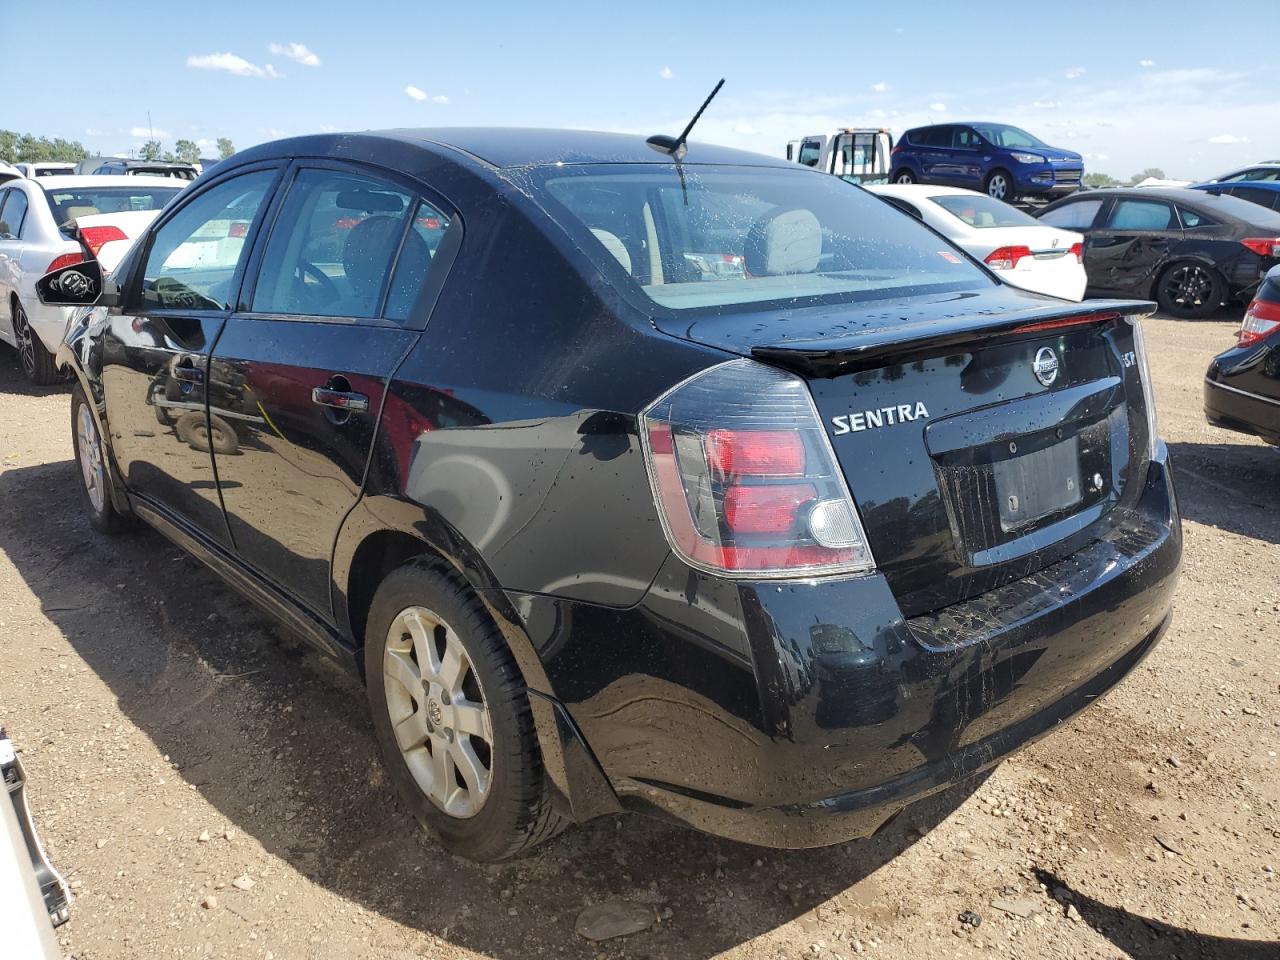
[
  {"left": 521, "top": 448, "right": 1181, "bottom": 847},
  {"left": 1204, "top": 372, "right": 1280, "bottom": 445}
]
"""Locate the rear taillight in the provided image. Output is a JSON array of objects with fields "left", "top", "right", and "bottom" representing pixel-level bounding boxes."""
[
  {"left": 640, "top": 359, "right": 874, "bottom": 577},
  {"left": 1127, "top": 316, "right": 1159, "bottom": 460},
  {"left": 1240, "top": 238, "right": 1280, "bottom": 258},
  {"left": 1069, "top": 242, "right": 1083, "bottom": 263},
  {"left": 78, "top": 225, "right": 127, "bottom": 259},
  {"left": 46, "top": 252, "right": 84, "bottom": 273},
  {"left": 984, "top": 245, "right": 1032, "bottom": 270},
  {"left": 1238, "top": 296, "right": 1280, "bottom": 347},
  {"left": 228, "top": 221, "right": 249, "bottom": 238}
]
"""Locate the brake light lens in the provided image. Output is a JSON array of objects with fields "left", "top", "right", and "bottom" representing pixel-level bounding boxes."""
[
  {"left": 1238, "top": 296, "right": 1280, "bottom": 347},
  {"left": 46, "top": 252, "right": 84, "bottom": 273},
  {"left": 78, "top": 225, "right": 127, "bottom": 259},
  {"left": 640, "top": 359, "right": 874, "bottom": 577},
  {"left": 984, "top": 245, "right": 1032, "bottom": 270},
  {"left": 1069, "top": 242, "right": 1083, "bottom": 263},
  {"left": 1240, "top": 238, "right": 1280, "bottom": 258}
]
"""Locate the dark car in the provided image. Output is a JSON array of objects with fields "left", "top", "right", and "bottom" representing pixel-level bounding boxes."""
[
  {"left": 1191, "top": 179, "right": 1280, "bottom": 213},
  {"left": 1204, "top": 265, "right": 1280, "bottom": 444},
  {"left": 91, "top": 159, "right": 198, "bottom": 181},
  {"left": 1202, "top": 162, "right": 1280, "bottom": 185},
  {"left": 1036, "top": 187, "right": 1280, "bottom": 319},
  {"left": 36, "top": 129, "right": 1181, "bottom": 862},
  {"left": 889, "top": 122, "right": 1083, "bottom": 201}
]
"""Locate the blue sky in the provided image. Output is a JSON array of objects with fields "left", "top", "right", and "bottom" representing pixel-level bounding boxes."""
[{"left": 4, "top": 0, "right": 1275, "bottom": 180}]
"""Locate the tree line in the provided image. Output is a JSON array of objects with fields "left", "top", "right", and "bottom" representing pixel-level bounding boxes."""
[
  {"left": 1084, "top": 168, "right": 1169, "bottom": 188},
  {"left": 1, "top": 129, "right": 235, "bottom": 165}
]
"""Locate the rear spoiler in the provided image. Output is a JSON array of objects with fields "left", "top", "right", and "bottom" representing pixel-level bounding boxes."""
[{"left": 751, "top": 300, "right": 1156, "bottom": 377}]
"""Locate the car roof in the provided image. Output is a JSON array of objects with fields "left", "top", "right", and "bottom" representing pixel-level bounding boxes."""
[
  {"left": 23, "top": 175, "right": 189, "bottom": 189},
  {"left": 254, "top": 128, "right": 795, "bottom": 171},
  {"left": 1196, "top": 179, "right": 1280, "bottom": 192}
]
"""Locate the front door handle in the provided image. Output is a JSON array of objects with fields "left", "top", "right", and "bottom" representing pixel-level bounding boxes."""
[
  {"left": 312, "top": 386, "right": 369, "bottom": 413},
  {"left": 172, "top": 364, "right": 203, "bottom": 384}
]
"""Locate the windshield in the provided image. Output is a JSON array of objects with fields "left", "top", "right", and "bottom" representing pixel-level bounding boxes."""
[
  {"left": 527, "top": 164, "right": 989, "bottom": 312},
  {"left": 971, "top": 124, "right": 1046, "bottom": 149},
  {"left": 931, "top": 194, "right": 1041, "bottom": 228},
  {"left": 41, "top": 185, "right": 181, "bottom": 226}
]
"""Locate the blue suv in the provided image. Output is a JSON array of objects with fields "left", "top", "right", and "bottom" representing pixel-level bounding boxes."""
[{"left": 890, "top": 122, "right": 1083, "bottom": 201}]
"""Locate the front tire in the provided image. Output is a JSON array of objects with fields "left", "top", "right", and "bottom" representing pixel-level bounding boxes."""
[
  {"left": 364, "top": 560, "right": 564, "bottom": 861},
  {"left": 12, "top": 298, "right": 61, "bottom": 385},
  {"left": 1156, "top": 261, "right": 1222, "bottom": 319},
  {"left": 892, "top": 169, "right": 916, "bottom": 184},
  {"left": 984, "top": 169, "right": 1015, "bottom": 202},
  {"left": 71, "top": 384, "right": 130, "bottom": 534}
]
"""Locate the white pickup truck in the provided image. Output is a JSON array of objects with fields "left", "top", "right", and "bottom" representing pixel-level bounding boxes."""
[{"left": 784, "top": 128, "right": 894, "bottom": 183}]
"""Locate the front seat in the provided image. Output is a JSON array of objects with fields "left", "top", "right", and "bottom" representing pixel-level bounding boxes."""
[{"left": 744, "top": 207, "right": 822, "bottom": 276}]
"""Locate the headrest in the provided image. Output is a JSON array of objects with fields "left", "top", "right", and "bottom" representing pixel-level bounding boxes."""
[
  {"left": 590, "top": 228, "right": 632, "bottom": 274},
  {"left": 63, "top": 205, "right": 101, "bottom": 223},
  {"left": 744, "top": 208, "right": 822, "bottom": 276}
]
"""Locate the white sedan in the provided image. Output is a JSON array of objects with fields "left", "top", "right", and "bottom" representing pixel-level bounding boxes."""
[
  {"left": 0, "top": 175, "right": 183, "bottom": 383},
  {"left": 867, "top": 184, "right": 1087, "bottom": 301}
]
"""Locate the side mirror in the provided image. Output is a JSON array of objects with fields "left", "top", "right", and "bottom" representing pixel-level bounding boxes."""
[{"left": 36, "top": 259, "right": 119, "bottom": 307}]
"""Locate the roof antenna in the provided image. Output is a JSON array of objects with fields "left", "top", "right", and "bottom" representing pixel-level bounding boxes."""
[{"left": 647, "top": 78, "right": 725, "bottom": 161}]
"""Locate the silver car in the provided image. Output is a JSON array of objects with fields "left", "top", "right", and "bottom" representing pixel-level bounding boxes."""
[{"left": 0, "top": 176, "right": 183, "bottom": 383}]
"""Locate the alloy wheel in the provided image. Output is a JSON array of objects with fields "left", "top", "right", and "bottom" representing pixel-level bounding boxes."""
[
  {"left": 1164, "top": 264, "right": 1213, "bottom": 310},
  {"left": 13, "top": 302, "right": 35, "bottom": 379},
  {"left": 987, "top": 174, "right": 1009, "bottom": 200},
  {"left": 895, "top": 172, "right": 914, "bottom": 184},
  {"left": 382, "top": 605, "right": 494, "bottom": 818},
  {"left": 76, "top": 403, "right": 107, "bottom": 513}
]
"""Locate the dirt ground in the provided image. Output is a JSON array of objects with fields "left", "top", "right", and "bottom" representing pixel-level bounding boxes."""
[{"left": 0, "top": 312, "right": 1275, "bottom": 960}]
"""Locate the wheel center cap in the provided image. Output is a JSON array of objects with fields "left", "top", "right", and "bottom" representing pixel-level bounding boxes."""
[{"left": 426, "top": 698, "right": 444, "bottom": 728}]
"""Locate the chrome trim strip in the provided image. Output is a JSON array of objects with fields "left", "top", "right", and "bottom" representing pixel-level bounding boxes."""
[{"left": 1204, "top": 376, "right": 1280, "bottom": 407}]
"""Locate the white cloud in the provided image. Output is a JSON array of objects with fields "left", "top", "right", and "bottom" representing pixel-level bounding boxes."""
[
  {"left": 1030, "top": 99, "right": 1061, "bottom": 109},
  {"left": 871, "top": 81, "right": 889, "bottom": 93},
  {"left": 186, "top": 52, "right": 281, "bottom": 78},
  {"left": 1065, "top": 67, "right": 1087, "bottom": 80},
  {"left": 929, "top": 102, "right": 947, "bottom": 113},
  {"left": 733, "top": 122, "right": 758, "bottom": 136},
  {"left": 129, "top": 125, "right": 172, "bottom": 140},
  {"left": 659, "top": 66, "right": 674, "bottom": 80},
  {"left": 269, "top": 42, "right": 320, "bottom": 67},
  {"left": 405, "top": 85, "right": 448, "bottom": 104},
  {"left": 1208, "top": 133, "right": 1249, "bottom": 144},
  {"left": 83, "top": 127, "right": 107, "bottom": 137},
  {"left": 1139, "top": 59, "right": 1155, "bottom": 68}
]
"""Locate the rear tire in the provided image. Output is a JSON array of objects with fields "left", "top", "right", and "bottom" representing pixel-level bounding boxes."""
[
  {"left": 364, "top": 560, "right": 564, "bottom": 861},
  {"left": 984, "top": 169, "right": 1015, "bottom": 202},
  {"left": 1156, "top": 261, "right": 1222, "bottom": 319},
  {"left": 12, "top": 298, "right": 60, "bottom": 386},
  {"left": 71, "top": 384, "right": 130, "bottom": 534},
  {"left": 892, "top": 169, "right": 916, "bottom": 184}
]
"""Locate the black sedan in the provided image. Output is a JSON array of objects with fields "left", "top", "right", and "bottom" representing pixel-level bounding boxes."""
[
  {"left": 36, "top": 129, "right": 1181, "bottom": 861},
  {"left": 1205, "top": 264, "right": 1280, "bottom": 444},
  {"left": 1037, "top": 187, "right": 1280, "bottom": 318}
]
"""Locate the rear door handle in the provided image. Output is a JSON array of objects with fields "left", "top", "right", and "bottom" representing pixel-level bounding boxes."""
[
  {"left": 312, "top": 387, "right": 369, "bottom": 413},
  {"left": 172, "top": 364, "right": 203, "bottom": 383}
]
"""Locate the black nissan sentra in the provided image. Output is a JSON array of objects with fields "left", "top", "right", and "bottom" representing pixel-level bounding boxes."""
[{"left": 37, "top": 129, "right": 1182, "bottom": 862}]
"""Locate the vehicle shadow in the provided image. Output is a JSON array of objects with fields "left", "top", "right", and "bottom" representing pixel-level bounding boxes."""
[
  {"left": 0, "top": 453, "right": 984, "bottom": 959},
  {"left": 1168, "top": 439, "right": 1280, "bottom": 544},
  {"left": 1033, "top": 869, "right": 1276, "bottom": 960}
]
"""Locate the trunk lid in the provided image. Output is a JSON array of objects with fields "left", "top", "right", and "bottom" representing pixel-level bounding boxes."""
[{"left": 657, "top": 287, "right": 1157, "bottom": 615}]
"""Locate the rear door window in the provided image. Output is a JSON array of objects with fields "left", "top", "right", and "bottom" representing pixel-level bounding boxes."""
[
  {"left": 1105, "top": 199, "right": 1176, "bottom": 231},
  {"left": 0, "top": 188, "right": 28, "bottom": 238},
  {"left": 1038, "top": 199, "right": 1103, "bottom": 229},
  {"left": 250, "top": 167, "right": 427, "bottom": 320},
  {"left": 1177, "top": 206, "right": 1218, "bottom": 228},
  {"left": 140, "top": 170, "right": 275, "bottom": 311}
]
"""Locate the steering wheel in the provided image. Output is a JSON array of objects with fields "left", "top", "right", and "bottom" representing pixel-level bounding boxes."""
[{"left": 299, "top": 261, "right": 340, "bottom": 301}]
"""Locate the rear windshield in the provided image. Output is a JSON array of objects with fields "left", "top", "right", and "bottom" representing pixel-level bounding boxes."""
[
  {"left": 931, "top": 194, "right": 1040, "bottom": 228},
  {"left": 526, "top": 164, "right": 989, "bottom": 312},
  {"left": 41, "top": 185, "right": 181, "bottom": 227}
]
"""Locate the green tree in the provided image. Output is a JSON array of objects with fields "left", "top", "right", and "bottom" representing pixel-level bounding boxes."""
[
  {"left": 141, "top": 140, "right": 162, "bottom": 161},
  {"left": 15, "top": 134, "right": 45, "bottom": 162},
  {"left": 174, "top": 138, "right": 201, "bottom": 164},
  {"left": 1083, "top": 172, "right": 1121, "bottom": 189},
  {"left": 49, "top": 138, "right": 87, "bottom": 162},
  {"left": 216, "top": 137, "right": 235, "bottom": 160},
  {"left": 0, "top": 130, "right": 16, "bottom": 163},
  {"left": 1129, "top": 167, "right": 1166, "bottom": 185}
]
